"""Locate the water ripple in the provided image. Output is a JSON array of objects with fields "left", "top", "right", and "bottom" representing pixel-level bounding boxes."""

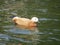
[
  {"left": 48, "top": 37, "right": 60, "bottom": 41},
  {"left": 4, "top": 30, "right": 32, "bottom": 35},
  {"left": 0, "top": 34, "right": 11, "bottom": 42},
  {"left": 39, "top": 18, "right": 59, "bottom": 21}
]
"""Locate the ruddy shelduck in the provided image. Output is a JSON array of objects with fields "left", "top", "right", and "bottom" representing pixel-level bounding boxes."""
[{"left": 12, "top": 16, "right": 38, "bottom": 30}]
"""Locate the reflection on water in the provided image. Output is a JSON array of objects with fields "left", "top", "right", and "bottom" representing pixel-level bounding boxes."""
[
  {"left": 0, "top": 0, "right": 60, "bottom": 45},
  {"left": 1, "top": 25, "right": 39, "bottom": 45}
]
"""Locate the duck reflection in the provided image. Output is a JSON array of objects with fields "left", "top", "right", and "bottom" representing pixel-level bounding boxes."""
[{"left": 4, "top": 25, "right": 39, "bottom": 45}]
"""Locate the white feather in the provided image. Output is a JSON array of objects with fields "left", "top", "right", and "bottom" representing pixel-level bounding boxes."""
[{"left": 31, "top": 17, "right": 38, "bottom": 22}]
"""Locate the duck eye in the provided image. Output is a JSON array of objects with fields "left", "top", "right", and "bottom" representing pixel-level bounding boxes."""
[
  {"left": 35, "top": 19, "right": 36, "bottom": 20},
  {"left": 35, "top": 18, "right": 37, "bottom": 20}
]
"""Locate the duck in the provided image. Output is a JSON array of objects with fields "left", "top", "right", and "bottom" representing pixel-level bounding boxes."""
[{"left": 12, "top": 16, "right": 38, "bottom": 30}]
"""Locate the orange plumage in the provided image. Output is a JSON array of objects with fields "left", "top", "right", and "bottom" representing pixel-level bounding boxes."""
[{"left": 12, "top": 17, "right": 38, "bottom": 30}]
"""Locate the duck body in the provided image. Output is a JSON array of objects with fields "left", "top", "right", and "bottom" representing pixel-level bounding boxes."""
[{"left": 12, "top": 17, "right": 38, "bottom": 30}]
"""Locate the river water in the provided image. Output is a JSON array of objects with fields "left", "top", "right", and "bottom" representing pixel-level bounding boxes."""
[{"left": 0, "top": 0, "right": 60, "bottom": 45}]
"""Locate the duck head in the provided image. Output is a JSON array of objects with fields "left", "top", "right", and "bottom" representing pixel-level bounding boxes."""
[{"left": 31, "top": 17, "right": 38, "bottom": 22}]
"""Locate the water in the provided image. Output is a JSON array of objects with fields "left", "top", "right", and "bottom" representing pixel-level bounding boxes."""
[{"left": 0, "top": 0, "right": 60, "bottom": 45}]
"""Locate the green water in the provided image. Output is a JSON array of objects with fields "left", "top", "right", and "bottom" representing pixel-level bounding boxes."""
[{"left": 0, "top": 0, "right": 60, "bottom": 45}]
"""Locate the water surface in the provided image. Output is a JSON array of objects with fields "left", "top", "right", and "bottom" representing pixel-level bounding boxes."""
[{"left": 0, "top": 0, "right": 60, "bottom": 45}]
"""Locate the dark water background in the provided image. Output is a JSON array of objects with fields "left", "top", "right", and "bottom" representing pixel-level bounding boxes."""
[{"left": 0, "top": 0, "right": 60, "bottom": 45}]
